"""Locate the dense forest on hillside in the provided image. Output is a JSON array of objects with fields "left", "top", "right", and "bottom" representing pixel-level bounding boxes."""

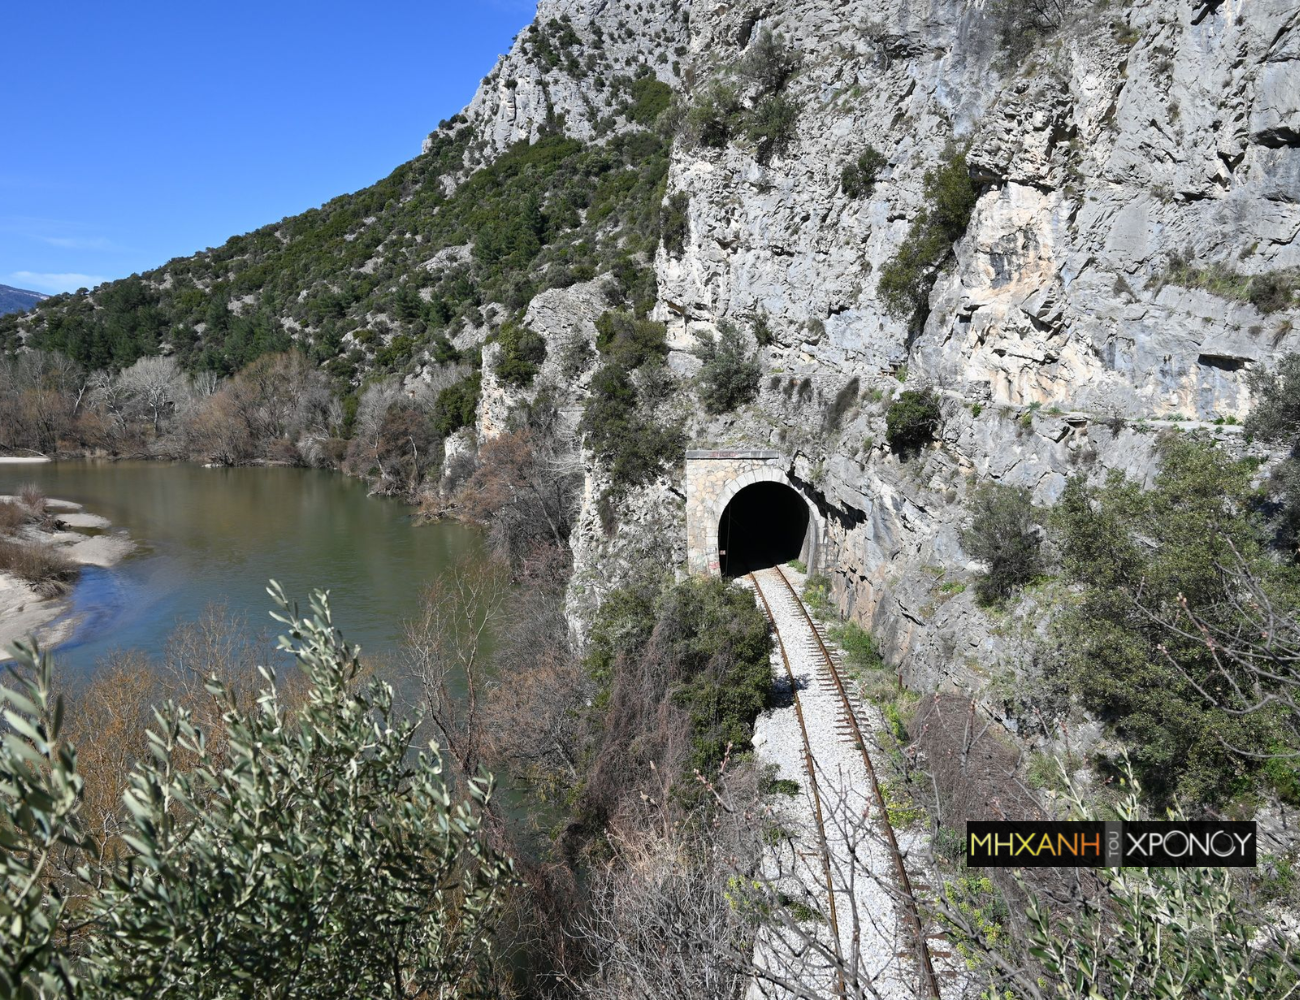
[
  {"left": 0, "top": 78, "right": 674, "bottom": 496},
  {"left": 0, "top": 76, "right": 671, "bottom": 382}
]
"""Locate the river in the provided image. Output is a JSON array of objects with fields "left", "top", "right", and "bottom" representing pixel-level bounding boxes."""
[{"left": 0, "top": 460, "right": 484, "bottom": 677}]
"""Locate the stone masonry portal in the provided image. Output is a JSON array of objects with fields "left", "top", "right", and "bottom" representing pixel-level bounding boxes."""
[{"left": 684, "top": 450, "right": 824, "bottom": 576}]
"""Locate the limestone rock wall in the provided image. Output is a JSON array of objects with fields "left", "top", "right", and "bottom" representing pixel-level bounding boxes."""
[
  {"left": 474, "top": 279, "right": 609, "bottom": 444},
  {"left": 660, "top": 0, "right": 1300, "bottom": 419},
  {"left": 448, "top": 0, "right": 1300, "bottom": 720},
  {"left": 645, "top": 0, "right": 1298, "bottom": 714},
  {"left": 431, "top": 0, "right": 691, "bottom": 163}
]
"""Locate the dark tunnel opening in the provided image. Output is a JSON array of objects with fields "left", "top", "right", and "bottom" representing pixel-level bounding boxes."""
[{"left": 718, "top": 481, "right": 810, "bottom": 577}]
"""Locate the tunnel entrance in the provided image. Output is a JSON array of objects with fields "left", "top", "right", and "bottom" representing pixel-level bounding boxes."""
[{"left": 718, "top": 480, "right": 811, "bottom": 577}]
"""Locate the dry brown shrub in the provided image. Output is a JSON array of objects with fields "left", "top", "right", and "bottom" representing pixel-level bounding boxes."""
[
  {"left": 448, "top": 429, "right": 582, "bottom": 571},
  {"left": 159, "top": 602, "right": 313, "bottom": 760},
  {"left": 70, "top": 407, "right": 114, "bottom": 453},
  {"left": 318, "top": 436, "right": 348, "bottom": 468},
  {"left": 50, "top": 603, "right": 312, "bottom": 888},
  {"left": 482, "top": 612, "right": 582, "bottom": 796},
  {"left": 0, "top": 501, "right": 26, "bottom": 535},
  {"left": 564, "top": 629, "right": 697, "bottom": 861},
  {"left": 181, "top": 392, "right": 255, "bottom": 465},
  {"left": 17, "top": 482, "right": 46, "bottom": 514},
  {"left": 909, "top": 694, "right": 1100, "bottom": 929},
  {"left": 403, "top": 558, "right": 512, "bottom": 781},
  {"left": 59, "top": 652, "right": 164, "bottom": 871},
  {"left": 910, "top": 694, "right": 1043, "bottom": 827},
  {"left": 0, "top": 538, "right": 78, "bottom": 594},
  {"left": 263, "top": 436, "right": 302, "bottom": 466},
  {"left": 568, "top": 763, "right": 764, "bottom": 1000},
  {"left": 10, "top": 388, "right": 76, "bottom": 453}
]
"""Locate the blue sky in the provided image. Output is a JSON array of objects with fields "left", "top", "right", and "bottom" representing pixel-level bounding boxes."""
[{"left": 2, "top": 1, "right": 535, "bottom": 294}]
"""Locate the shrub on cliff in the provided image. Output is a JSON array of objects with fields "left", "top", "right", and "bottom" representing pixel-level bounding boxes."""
[
  {"left": 582, "top": 362, "right": 684, "bottom": 489},
  {"left": 962, "top": 482, "right": 1043, "bottom": 604},
  {"left": 557, "top": 331, "right": 595, "bottom": 379},
  {"left": 884, "top": 388, "right": 941, "bottom": 455},
  {"left": 660, "top": 191, "right": 690, "bottom": 257},
  {"left": 1248, "top": 270, "right": 1300, "bottom": 313},
  {"left": 841, "top": 145, "right": 886, "bottom": 199},
  {"left": 740, "top": 28, "right": 800, "bottom": 95},
  {"left": 431, "top": 371, "right": 481, "bottom": 436},
  {"left": 988, "top": 0, "right": 1100, "bottom": 55},
  {"left": 1161, "top": 253, "right": 1300, "bottom": 315},
  {"left": 745, "top": 93, "right": 800, "bottom": 165},
  {"left": 595, "top": 310, "right": 668, "bottom": 369},
  {"left": 1246, "top": 352, "right": 1300, "bottom": 547},
  {"left": 684, "top": 82, "right": 742, "bottom": 148},
  {"left": 877, "top": 144, "right": 978, "bottom": 327},
  {"left": 1246, "top": 352, "right": 1300, "bottom": 446},
  {"left": 695, "top": 322, "right": 761, "bottom": 414},
  {"left": 582, "top": 311, "right": 680, "bottom": 489},
  {"left": 824, "top": 377, "right": 861, "bottom": 432},
  {"left": 494, "top": 321, "right": 548, "bottom": 388},
  {"left": 623, "top": 74, "right": 673, "bottom": 126}
]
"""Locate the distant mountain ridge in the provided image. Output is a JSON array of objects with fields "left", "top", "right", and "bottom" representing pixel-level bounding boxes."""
[{"left": 0, "top": 284, "right": 47, "bottom": 317}]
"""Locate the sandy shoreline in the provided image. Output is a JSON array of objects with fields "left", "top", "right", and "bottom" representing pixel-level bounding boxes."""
[{"left": 0, "top": 496, "right": 134, "bottom": 653}]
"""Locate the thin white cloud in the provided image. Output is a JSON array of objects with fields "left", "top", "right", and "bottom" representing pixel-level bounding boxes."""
[
  {"left": 39, "top": 235, "right": 119, "bottom": 251},
  {"left": 10, "top": 271, "right": 108, "bottom": 294}
]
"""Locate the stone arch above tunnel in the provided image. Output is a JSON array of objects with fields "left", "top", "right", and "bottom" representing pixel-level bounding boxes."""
[{"left": 684, "top": 450, "right": 823, "bottom": 576}]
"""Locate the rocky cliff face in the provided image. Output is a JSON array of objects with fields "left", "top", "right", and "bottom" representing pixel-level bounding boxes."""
[
  {"left": 462, "top": 0, "right": 1299, "bottom": 726},
  {"left": 659, "top": 0, "right": 1299, "bottom": 415},
  {"left": 429, "top": 0, "right": 690, "bottom": 161}
]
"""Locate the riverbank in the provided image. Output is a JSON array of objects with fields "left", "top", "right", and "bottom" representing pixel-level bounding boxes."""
[
  {"left": 4, "top": 443, "right": 427, "bottom": 507},
  {"left": 0, "top": 493, "right": 134, "bottom": 652}
]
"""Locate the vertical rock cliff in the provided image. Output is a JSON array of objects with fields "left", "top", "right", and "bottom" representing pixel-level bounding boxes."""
[{"left": 454, "top": 0, "right": 1299, "bottom": 718}]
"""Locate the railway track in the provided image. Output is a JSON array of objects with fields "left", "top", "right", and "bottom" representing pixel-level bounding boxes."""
[
  {"left": 748, "top": 565, "right": 942, "bottom": 1000},
  {"left": 748, "top": 570, "right": 849, "bottom": 999}
]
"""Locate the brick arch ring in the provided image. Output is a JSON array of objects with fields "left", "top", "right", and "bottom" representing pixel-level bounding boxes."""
[{"left": 705, "top": 468, "right": 824, "bottom": 575}]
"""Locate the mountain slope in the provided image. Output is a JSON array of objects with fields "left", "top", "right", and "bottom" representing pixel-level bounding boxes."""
[
  {"left": 0, "top": 124, "right": 668, "bottom": 376},
  {"left": 0, "top": 2, "right": 687, "bottom": 377},
  {"left": 0, "top": 284, "right": 47, "bottom": 316}
]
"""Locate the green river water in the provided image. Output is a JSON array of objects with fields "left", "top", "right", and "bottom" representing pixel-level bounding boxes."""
[{"left": 0, "top": 460, "right": 485, "bottom": 678}]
